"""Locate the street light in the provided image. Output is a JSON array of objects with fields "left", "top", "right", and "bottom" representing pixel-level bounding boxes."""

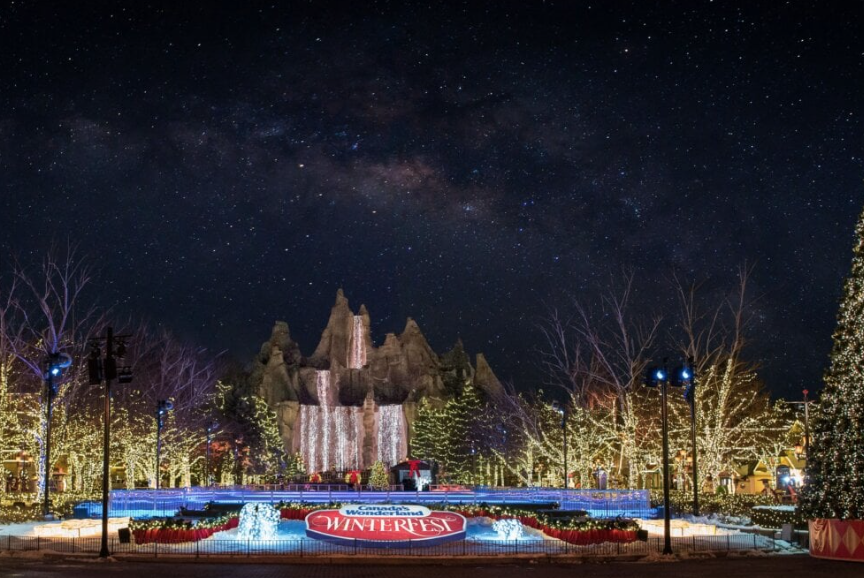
[
  {"left": 551, "top": 401, "right": 568, "bottom": 489},
  {"left": 42, "top": 351, "right": 71, "bottom": 519},
  {"left": 644, "top": 359, "right": 686, "bottom": 555},
  {"left": 87, "top": 327, "right": 133, "bottom": 558},
  {"left": 781, "top": 390, "right": 812, "bottom": 465},
  {"left": 205, "top": 420, "right": 218, "bottom": 486},
  {"left": 677, "top": 359, "right": 699, "bottom": 517},
  {"left": 155, "top": 399, "right": 174, "bottom": 490}
]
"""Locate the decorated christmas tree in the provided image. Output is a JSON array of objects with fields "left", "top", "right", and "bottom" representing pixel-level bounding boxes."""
[
  {"left": 368, "top": 460, "right": 390, "bottom": 489},
  {"left": 800, "top": 207, "right": 864, "bottom": 520}
]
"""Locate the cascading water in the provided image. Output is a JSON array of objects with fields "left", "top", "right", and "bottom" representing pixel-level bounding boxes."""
[
  {"left": 350, "top": 315, "right": 367, "bottom": 369},
  {"left": 299, "top": 370, "right": 363, "bottom": 472},
  {"left": 236, "top": 503, "right": 280, "bottom": 540},
  {"left": 376, "top": 405, "right": 407, "bottom": 466}
]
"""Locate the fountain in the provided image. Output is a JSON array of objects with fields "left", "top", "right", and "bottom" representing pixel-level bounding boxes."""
[
  {"left": 237, "top": 503, "right": 280, "bottom": 540},
  {"left": 377, "top": 405, "right": 407, "bottom": 466},
  {"left": 492, "top": 519, "right": 524, "bottom": 540},
  {"left": 350, "top": 315, "right": 367, "bottom": 369},
  {"left": 299, "top": 371, "right": 364, "bottom": 472}
]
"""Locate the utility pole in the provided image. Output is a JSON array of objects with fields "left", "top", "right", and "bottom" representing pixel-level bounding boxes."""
[{"left": 88, "top": 327, "right": 132, "bottom": 558}]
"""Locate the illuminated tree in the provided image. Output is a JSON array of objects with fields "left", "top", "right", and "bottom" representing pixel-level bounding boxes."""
[
  {"left": 215, "top": 370, "right": 286, "bottom": 481},
  {"left": 368, "top": 460, "right": 389, "bottom": 489},
  {"left": 0, "top": 245, "right": 103, "bottom": 501},
  {"left": 539, "top": 276, "right": 660, "bottom": 488},
  {"left": 494, "top": 391, "right": 617, "bottom": 488},
  {"left": 672, "top": 269, "right": 791, "bottom": 492},
  {"left": 411, "top": 397, "right": 446, "bottom": 464},
  {"left": 801, "top": 208, "right": 864, "bottom": 520},
  {"left": 410, "top": 384, "right": 485, "bottom": 483}
]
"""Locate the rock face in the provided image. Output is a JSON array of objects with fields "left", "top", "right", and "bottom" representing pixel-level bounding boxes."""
[{"left": 254, "top": 289, "right": 504, "bottom": 469}]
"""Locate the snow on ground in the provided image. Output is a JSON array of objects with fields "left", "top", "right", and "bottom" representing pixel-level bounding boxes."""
[
  {"left": 0, "top": 521, "right": 43, "bottom": 536},
  {"left": 0, "top": 515, "right": 804, "bottom": 557}
]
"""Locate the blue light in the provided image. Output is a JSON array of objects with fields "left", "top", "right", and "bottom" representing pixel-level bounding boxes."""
[
  {"left": 655, "top": 369, "right": 666, "bottom": 381},
  {"left": 681, "top": 369, "right": 691, "bottom": 380},
  {"left": 49, "top": 366, "right": 61, "bottom": 377}
]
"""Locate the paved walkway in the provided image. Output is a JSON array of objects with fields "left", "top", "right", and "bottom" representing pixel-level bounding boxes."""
[{"left": 0, "top": 555, "right": 856, "bottom": 578}]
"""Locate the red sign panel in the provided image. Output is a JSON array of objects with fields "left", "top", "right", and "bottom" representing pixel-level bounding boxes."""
[{"left": 305, "top": 505, "right": 466, "bottom": 548}]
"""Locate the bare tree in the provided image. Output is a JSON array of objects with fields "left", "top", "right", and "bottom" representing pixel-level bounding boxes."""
[
  {"left": 671, "top": 267, "right": 787, "bottom": 491},
  {"left": 539, "top": 274, "right": 661, "bottom": 488},
  {"left": 0, "top": 244, "right": 103, "bottom": 501},
  {"left": 111, "top": 329, "right": 220, "bottom": 488}
]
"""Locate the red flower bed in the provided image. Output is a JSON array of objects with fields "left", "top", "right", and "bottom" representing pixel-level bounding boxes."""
[
  {"left": 132, "top": 515, "right": 239, "bottom": 545},
  {"left": 280, "top": 508, "right": 314, "bottom": 520},
  {"left": 451, "top": 510, "right": 637, "bottom": 546}
]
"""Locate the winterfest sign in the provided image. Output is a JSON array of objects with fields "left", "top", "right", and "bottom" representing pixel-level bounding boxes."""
[{"left": 305, "top": 505, "right": 466, "bottom": 547}]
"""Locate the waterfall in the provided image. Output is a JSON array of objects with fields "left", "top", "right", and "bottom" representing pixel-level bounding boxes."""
[
  {"left": 350, "top": 315, "right": 366, "bottom": 369},
  {"left": 376, "top": 405, "right": 407, "bottom": 467},
  {"left": 299, "top": 370, "right": 364, "bottom": 473}
]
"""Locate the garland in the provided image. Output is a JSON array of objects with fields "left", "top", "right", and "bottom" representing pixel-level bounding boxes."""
[
  {"left": 443, "top": 504, "right": 640, "bottom": 545},
  {"left": 750, "top": 506, "right": 805, "bottom": 529}
]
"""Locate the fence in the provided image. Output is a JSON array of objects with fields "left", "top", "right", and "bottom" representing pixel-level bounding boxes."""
[
  {"left": 76, "top": 487, "right": 653, "bottom": 519},
  {"left": 0, "top": 533, "right": 776, "bottom": 558}
]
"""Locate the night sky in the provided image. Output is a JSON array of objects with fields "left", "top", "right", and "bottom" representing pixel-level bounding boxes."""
[{"left": 1, "top": 1, "right": 861, "bottom": 399}]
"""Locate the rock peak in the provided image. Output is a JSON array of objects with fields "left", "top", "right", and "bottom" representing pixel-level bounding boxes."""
[{"left": 474, "top": 353, "right": 504, "bottom": 398}]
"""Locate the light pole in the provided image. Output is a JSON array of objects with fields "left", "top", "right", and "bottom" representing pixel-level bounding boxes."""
[
  {"left": 781, "top": 391, "right": 813, "bottom": 459},
  {"left": 552, "top": 401, "right": 568, "bottom": 489},
  {"left": 205, "top": 420, "right": 218, "bottom": 486},
  {"left": 680, "top": 360, "right": 698, "bottom": 517},
  {"left": 470, "top": 441, "right": 477, "bottom": 486},
  {"left": 645, "top": 360, "right": 688, "bottom": 555},
  {"left": 155, "top": 399, "right": 173, "bottom": 490},
  {"left": 42, "top": 351, "right": 71, "bottom": 519},
  {"left": 88, "top": 327, "right": 133, "bottom": 558},
  {"left": 802, "top": 389, "right": 811, "bottom": 462}
]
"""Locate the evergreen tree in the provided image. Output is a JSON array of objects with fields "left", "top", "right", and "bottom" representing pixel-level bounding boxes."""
[
  {"left": 369, "top": 460, "right": 389, "bottom": 488},
  {"left": 409, "top": 385, "right": 484, "bottom": 483},
  {"left": 287, "top": 451, "right": 306, "bottom": 478},
  {"left": 411, "top": 398, "right": 445, "bottom": 463},
  {"left": 801, "top": 208, "right": 864, "bottom": 520},
  {"left": 215, "top": 378, "right": 286, "bottom": 480}
]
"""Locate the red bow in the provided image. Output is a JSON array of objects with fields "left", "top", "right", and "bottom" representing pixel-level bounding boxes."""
[{"left": 407, "top": 460, "right": 423, "bottom": 478}]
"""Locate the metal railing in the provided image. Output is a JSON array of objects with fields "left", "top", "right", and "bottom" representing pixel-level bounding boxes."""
[
  {"left": 0, "top": 533, "right": 777, "bottom": 558},
  {"left": 76, "top": 487, "right": 653, "bottom": 519}
]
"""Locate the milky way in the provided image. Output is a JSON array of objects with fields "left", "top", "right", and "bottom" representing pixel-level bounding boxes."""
[{"left": 1, "top": 2, "right": 861, "bottom": 398}]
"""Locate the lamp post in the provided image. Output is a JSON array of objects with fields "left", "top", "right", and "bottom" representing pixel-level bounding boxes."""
[
  {"left": 87, "top": 327, "right": 133, "bottom": 558},
  {"left": 680, "top": 360, "right": 698, "bottom": 517},
  {"left": 155, "top": 399, "right": 173, "bottom": 490},
  {"left": 205, "top": 420, "right": 218, "bottom": 486},
  {"left": 802, "top": 389, "right": 811, "bottom": 461},
  {"left": 41, "top": 351, "right": 71, "bottom": 519},
  {"left": 552, "top": 401, "right": 568, "bottom": 489},
  {"left": 645, "top": 360, "right": 688, "bottom": 555},
  {"left": 781, "top": 390, "right": 813, "bottom": 466}
]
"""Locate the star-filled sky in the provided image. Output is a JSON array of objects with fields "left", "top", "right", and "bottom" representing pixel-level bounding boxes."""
[{"left": 1, "top": 1, "right": 861, "bottom": 399}]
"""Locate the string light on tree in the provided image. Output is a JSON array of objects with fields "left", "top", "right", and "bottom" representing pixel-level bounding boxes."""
[{"left": 801, "top": 206, "right": 864, "bottom": 520}]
